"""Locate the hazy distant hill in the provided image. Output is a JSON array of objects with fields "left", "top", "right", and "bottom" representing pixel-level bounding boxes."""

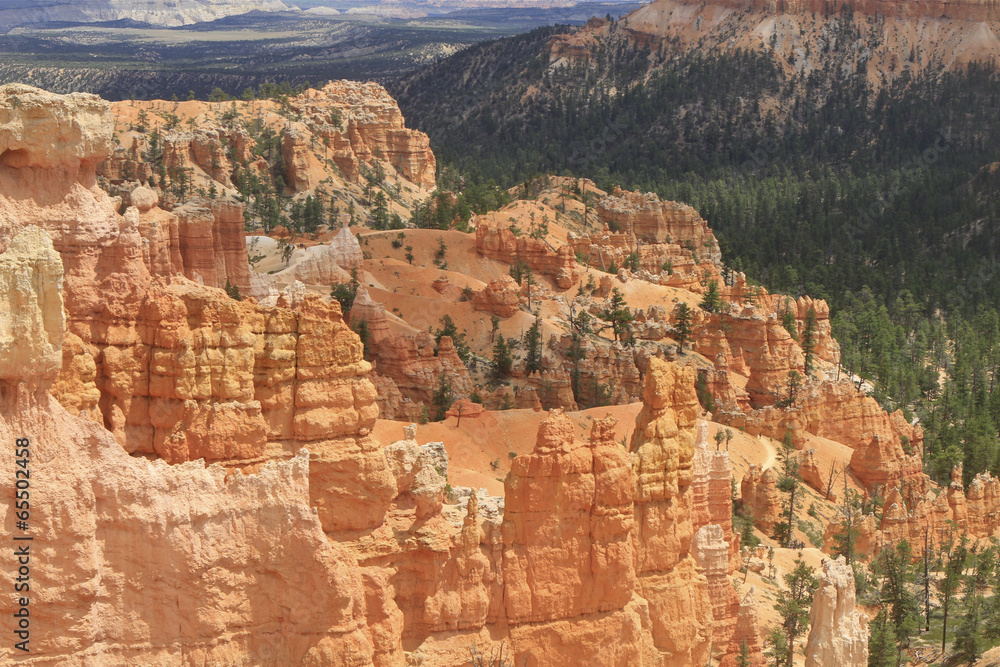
[{"left": 0, "top": 0, "right": 292, "bottom": 30}]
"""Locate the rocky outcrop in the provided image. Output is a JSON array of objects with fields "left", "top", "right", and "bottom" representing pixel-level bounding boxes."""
[
  {"left": 350, "top": 286, "right": 392, "bottom": 345},
  {"left": 278, "top": 226, "right": 360, "bottom": 286},
  {"left": 527, "top": 333, "right": 653, "bottom": 410},
  {"left": 805, "top": 557, "right": 868, "bottom": 667},
  {"left": 168, "top": 197, "right": 252, "bottom": 290},
  {"left": 568, "top": 227, "right": 720, "bottom": 293},
  {"left": 8, "top": 84, "right": 794, "bottom": 667},
  {"left": 0, "top": 86, "right": 251, "bottom": 294},
  {"left": 849, "top": 432, "right": 924, "bottom": 490},
  {"left": 800, "top": 448, "right": 830, "bottom": 498},
  {"left": 740, "top": 465, "right": 782, "bottom": 534},
  {"left": 823, "top": 463, "right": 1000, "bottom": 559},
  {"left": 596, "top": 188, "right": 722, "bottom": 264},
  {"left": 0, "top": 226, "right": 64, "bottom": 383},
  {"left": 329, "top": 224, "right": 364, "bottom": 270},
  {"left": 50, "top": 332, "right": 103, "bottom": 424},
  {"left": 691, "top": 421, "right": 741, "bottom": 570},
  {"left": 475, "top": 216, "right": 581, "bottom": 289},
  {"left": 0, "top": 220, "right": 376, "bottom": 667},
  {"left": 372, "top": 332, "right": 473, "bottom": 406},
  {"left": 383, "top": 425, "right": 449, "bottom": 519},
  {"left": 472, "top": 275, "right": 522, "bottom": 318},
  {"left": 552, "top": 0, "right": 1000, "bottom": 88},
  {"left": 503, "top": 413, "right": 636, "bottom": 625},
  {"left": 289, "top": 81, "right": 436, "bottom": 188},
  {"left": 966, "top": 471, "right": 1000, "bottom": 538},
  {"left": 162, "top": 128, "right": 234, "bottom": 187},
  {"left": 629, "top": 359, "right": 715, "bottom": 665},
  {"left": 281, "top": 123, "right": 318, "bottom": 192}
]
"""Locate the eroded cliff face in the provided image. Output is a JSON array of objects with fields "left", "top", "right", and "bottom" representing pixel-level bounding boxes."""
[
  {"left": 102, "top": 81, "right": 435, "bottom": 201},
  {"left": 293, "top": 81, "right": 437, "bottom": 189},
  {"left": 550, "top": 0, "right": 1000, "bottom": 87},
  {"left": 596, "top": 188, "right": 722, "bottom": 263},
  {"left": 0, "top": 83, "right": 772, "bottom": 667},
  {"left": 0, "top": 223, "right": 378, "bottom": 665},
  {"left": 475, "top": 213, "right": 581, "bottom": 289}
]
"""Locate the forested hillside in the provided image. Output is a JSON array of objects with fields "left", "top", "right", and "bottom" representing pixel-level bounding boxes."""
[{"left": 390, "top": 19, "right": 1000, "bottom": 487}]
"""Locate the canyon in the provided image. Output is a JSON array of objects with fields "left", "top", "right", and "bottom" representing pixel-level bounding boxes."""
[{"left": 3, "top": 79, "right": 997, "bottom": 666}]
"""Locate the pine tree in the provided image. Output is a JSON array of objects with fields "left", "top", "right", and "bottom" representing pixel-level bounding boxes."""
[
  {"left": 867, "top": 609, "right": 899, "bottom": 667},
  {"left": 224, "top": 278, "right": 241, "bottom": 301},
  {"left": 432, "top": 374, "right": 453, "bottom": 422},
  {"left": 353, "top": 319, "right": 371, "bottom": 360},
  {"left": 492, "top": 336, "right": 513, "bottom": 380},
  {"left": 434, "top": 315, "right": 471, "bottom": 365},
  {"left": 873, "top": 540, "right": 921, "bottom": 648},
  {"left": 599, "top": 288, "right": 633, "bottom": 342},
  {"left": 773, "top": 556, "right": 816, "bottom": 667},
  {"left": 777, "top": 370, "right": 802, "bottom": 407},
  {"left": 700, "top": 279, "right": 723, "bottom": 313},
  {"left": 524, "top": 315, "right": 542, "bottom": 375},
  {"left": 735, "top": 640, "right": 751, "bottom": 667},
  {"left": 764, "top": 626, "right": 787, "bottom": 667},
  {"left": 509, "top": 259, "right": 530, "bottom": 284},
  {"left": 372, "top": 190, "right": 389, "bottom": 230},
  {"left": 954, "top": 593, "right": 987, "bottom": 662},
  {"left": 831, "top": 478, "right": 859, "bottom": 565},
  {"left": 780, "top": 299, "right": 798, "bottom": 340},
  {"left": 674, "top": 302, "right": 693, "bottom": 352},
  {"left": 567, "top": 310, "right": 591, "bottom": 406},
  {"left": 772, "top": 430, "right": 799, "bottom": 547},
  {"left": 801, "top": 307, "right": 817, "bottom": 374},
  {"left": 331, "top": 268, "right": 359, "bottom": 315},
  {"left": 937, "top": 537, "right": 968, "bottom": 655}
]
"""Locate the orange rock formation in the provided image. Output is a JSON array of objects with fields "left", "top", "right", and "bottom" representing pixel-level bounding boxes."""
[{"left": 475, "top": 215, "right": 581, "bottom": 288}]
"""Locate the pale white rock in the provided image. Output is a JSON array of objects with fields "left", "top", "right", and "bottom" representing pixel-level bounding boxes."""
[
  {"left": 0, "top": 83, "right": 112, "bottom": 169},
  {"left": 691, "top": 524, "right": 729, "bottom": 577},
  {"left": 0, "top": 84, "right": 121, "bottom": 255},
  {"left": 130, "top": 185, "right": 159, "bottom": 212},
  {"left": 383, "top": 437, "right": 449, "bottom": 519},
  {"left": 0, "top": 226, "right": 64, "bottom": 385},
  {"left": 329, "top": 224, "right": 364, "bottom": 270},
  {"left": 805, "top": 556, "right": 869, "bottom": 667}
]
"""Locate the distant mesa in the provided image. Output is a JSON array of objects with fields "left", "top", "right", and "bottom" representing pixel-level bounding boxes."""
[{"left": 0, "top": 0, "right": 293, "bottom": 31}]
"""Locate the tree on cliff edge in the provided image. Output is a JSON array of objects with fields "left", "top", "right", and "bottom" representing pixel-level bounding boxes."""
[
  {"left": 524, "top": 315, "right": 542, "bottom": 375},
  {"left": 700, "top": 279, "right": 723, "bottom": 313},
  {"left": 674, "top": 302, "right": 692, "bottom": 352},
  {"left": 801, "top": 307, "right": 817, "bottom": 375},
  {"left": 773, "top": 555, "right": 816, "bottom": 667}
]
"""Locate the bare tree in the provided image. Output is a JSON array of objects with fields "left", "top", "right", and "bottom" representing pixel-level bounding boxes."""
[{"left": 469, "top": 642, "right": 527, "bottom": 667}]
